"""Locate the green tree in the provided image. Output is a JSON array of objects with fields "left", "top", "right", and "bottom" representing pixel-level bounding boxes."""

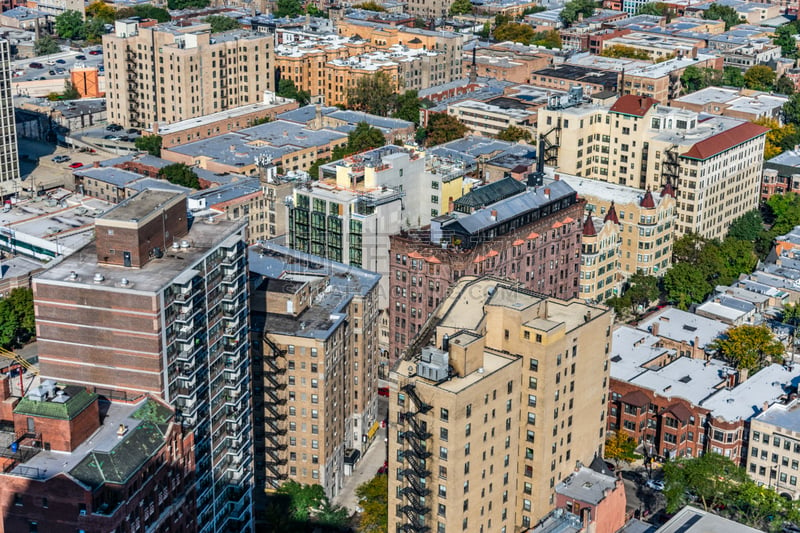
[
  {"left": 721, "top": 66, "right": 745, "bottom": 87},
  {"left": 532, "top": 29, "right": 562, "bottom": 48},
  {"left": 393, "top": 90, "right": 422, "bottom": 124},
  {"left": 496, "top": 125, "right": 532, "bottom": 142},
  {"left": 636, "top": 2, "right": 671, "bottom": 16},
  {"left": 753, "top": 117, "right": 799, "bottom": 159},
  {"left": 774, "top": 20, "right": 800, "bottom": 58},
  {"left": 276, "top": 78, "right": 311, "bottom": 106},
  {"left": 478, "top": 21, "right": 491, "bottom": 38},
  {"left": 663, "top": 262, "right": 711, "bottom": 309},
  {"left": 315, "top": 499, "right": 349, "bottom": 528},
  {"left": 521, "top": 5, "right": 547, "bottom": 15},
  {"left": 305, "top": 4, "right": 327, "bottom": 16},
  {"left": 116, "top": 4, "right": 171, "bottom": 22},
  {"left": 777, "top": 75, "right": 796, "bottom": 95},
  {"left": 85, "top": 17, "right": 107, "bottom": 43},
  {"left": 204, "top": 15, "right": 240, "bottom": 32},
  {"left": 712, "top": 324, "right": 784, "bottom": 371},
  {"left": 785, "top": 93, "right": 800, "bottom": 125},
  {"left": 167, "top": 0, "right": 209, "bottom": 8},
  {"left": 356, "top": 474, "right": 388, "bottom": 533},
  {"left": 493, "top": 22, "right": 535, "bottom": 44},
  {"left": 346, "top": 122, "right": 386, "bottom": 154},
  {"left": 55, "top": 10, "right": 86, "bottom": 40},
  {"left": 744, "top": 65, "right": 776, "bottom": 91},
  {"left": 560, "top": 0, "right": 596, "bottom": 26},
  {"left": 307, "top": 157, "right": 329, "bottom": 179},
  {"left": 663, "top": 453, "right": 747, "bottom": 513},
  {"left": 87, "top": 1, "right": 115, "bottom": 22},
  {"left": 702, "top": 3, "right": 742, "bottom": 30},
  {"left": 274, "top": 0, "right": 303, "bottom": 17},
  {"left": 420, "top": 113, "right": 468, "bottom": 147},
  {"left": 348, "top": 71, "right": 396, "bottom": 116},
  {"left": 276, "top": 481, "right": 327, "bottom": 522},
  {"left": 767, "top": 192, "right": 800, "bottom": 234},
  {"left": 717, "top": 238, "right": 758, "bottom": 285},
  {"left": 680, "top": 65, "right": 721, "bottom": 93},
  {"left": 727, "top": 210, "right": 764, "bottom": 241},
  {"left": 158, "top": 163, "right": 200, "bottom": 189},
  {"left": 0, "top": 301, "right": 20, "bottom": 348},
  {"left": 449, "top": 0, "right": 473, "bottom": 15},
  {"left": 62, "top": 80, "right": 80, "bottom": 100},
  {"left": 135, "top": 135, "right": 162, "bottom": 156},
  {"left": 604, "top": 431, "right": 640, "bottom": 466},
  {"left": 600, "top": 44, "right": 651, "bottom": 60},
  {"left": 34, "top": 34, "right": 60, "bottom": 55},
  {"left": 0, "top": 288, "right": 35, "bottom": 348}
]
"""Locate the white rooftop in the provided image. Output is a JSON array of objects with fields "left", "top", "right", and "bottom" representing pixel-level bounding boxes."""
[
  {"left": 701, "top": 363, "right": 800, "bottom": 422},
  {"left": 637, "top": 307, "right": 729, "bottom": 349}
]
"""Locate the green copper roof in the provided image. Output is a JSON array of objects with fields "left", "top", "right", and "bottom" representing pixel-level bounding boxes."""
[{"left": 13, "top": 388, "right": 96, "bottom": 420}]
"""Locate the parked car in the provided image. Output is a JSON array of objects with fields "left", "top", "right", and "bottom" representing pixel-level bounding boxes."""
[
  {"left": 378, "top": 387, "right": 389, "bottom": 397},
  {"left": 68, "top": 162, "right": 84, "bottom": 169},
  {"left": 106, "top": 123, "right": 123, "bottom": 132},
  {"left": 127, "top": 128, "right": 138, "bottom": 134},
  {"left": 51, "top": 155, "right": 70, "bottom": 163},
  {"left": 45, "top": 59, "right": 55, "bottom": 66},
  {"left": 75, "top": 54, "right": 86, "bottom": 60},
  {"left": 56, "top": 68, "right": 65, "bottom": 74},
  {"left": 78, "top": 147, "right": 95, "bottom": 153},
  {"left": 28, "top": 62, "right": 44, "bottom": 69},
  {"left": 48, "top": 70, "right": 56, "bottom": 75},
  {"left": 55, "top": 59, "right": 66, "bottom": 64},
  {"left": 88, "top": 50, "right": 102, "bottom": 55},
  {"left": 646, "top": 479, "right": 665, "bottom": 491}
]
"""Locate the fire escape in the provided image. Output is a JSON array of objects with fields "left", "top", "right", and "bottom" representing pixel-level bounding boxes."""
[
  {"left": 399, "top": 384, "right": 432, "bottom": 533},
  {"left": 263, "top": 335, "right": 288, "bottom": 489},
  {"left": 125, "top": 47, "right": 140, "bottom": 129},
  {"left": 662, "top": 145, "right": 680, "bottom": 191}
]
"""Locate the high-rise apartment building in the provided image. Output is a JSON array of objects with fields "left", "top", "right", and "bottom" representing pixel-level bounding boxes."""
[
  {"left": 388, "top": 178, "right": 584, "bottom": 362},
  {"left": 0, "top": 39, "right": 20, "bottom": 193},
  {"left": 249, "top": 241, "right": 381, "bottom": 497},
  {"left": 538, "top": 93, "right": 767, "bottom": 240},
  {"left": 33, "top": 190, "right": 254, "bottom": 533},
  {"left": 389, "top": 276, "right": 613, "bottom": 532},
  {"left": 104, "top": 19, "right": 274, "bottom": 130}
]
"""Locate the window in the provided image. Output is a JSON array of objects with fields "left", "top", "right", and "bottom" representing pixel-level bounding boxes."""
[
  {"left": 441, "top": 408, "right": 449, "bottom": 422},
  {"left": 530, "top": 359, "right": 538, "bottom": 372},
  {"left": 440, "top": 428, "right": 449, "bottom": 441},
  {"left": 440, "top": 446, "right": 448, "bottom": 460}
]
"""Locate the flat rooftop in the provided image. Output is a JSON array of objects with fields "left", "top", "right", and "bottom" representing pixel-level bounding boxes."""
[
  {"left": 610, "top": 325, "right": 676, "bottom": 382},
  {"left": 156, "top": 95, "right": 296, "bottom": 135},
  {"left": 556, "top": 466, "right": 617, "bottom": 505},
  {"left": 637, "top": 307, "right": 728, "bottom": 349},
  {"left": 431, "top": 349, "right": 518, "bottom": 394},
  {"left": 655, "top": 506, "right": 762, "bottom": 533},
  {"left": 99, "top": 189, "right": 181, "bottom": 224},
  {"left": 755, "top": 399, "right": 800, "bottom": 434},
  {"left": 553, "top": 172, "right": 659, "bottom": 207}
]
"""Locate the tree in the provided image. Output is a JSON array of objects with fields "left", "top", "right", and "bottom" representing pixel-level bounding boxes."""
[
  {"left": 158, "top": 163, "right": 200, "bottom": 189},
  {"left": 493, "top": 23, "right": 535, "bottom": 44},
  {"left": 712, "top": 324, "right": 784, "bottom": 371},
  {"left": 663, "top": 453, "right": 747, "bottom": 513},
  {"left": 116, "top": 4, "right": 171, "bottom": 22},
  {"left": 663, "top": 262, "right": 711, "bottom": 309},
  {"left": 717, "top": 238, "right": 758, "bottom": 285},
  {"left": 348, "top": 71, "right": 396, "bottom": 116},
  {"left": 0, "top": 302, "right": 19, "bottom": 348},
  {"left": 274, "top": 0, "right": 303, "bottom": 17},
  {"left": 752, "top": 117, "right": 800, "bottom": 159},
  {"left": 393, "top": 90, "right": 422, "bottom": 124},
  {"left": 0, "top": 288, "right": 35, "bottom": 348},
  {"left": 345, "top": 122, "right": 386, "bottom": 154},
  {"left": 449, "top": 0, "right": 472, "bottom": 15},
  {"left": 276, "top": 78, "right": 310, "bottom": 106},
  {"left": 744, "top": 65, "right": 776, "bottom": 91},
  {"left": 55, "top": 10, "right": 86, "bottom": 40},
  {"left": 767, "top": 192, "right": 800, "bottom": 234},
  {"left": 204, "top": 15, "right": 241, "bottom": 32},
  {"left": 420, "top": 113, "right": 468, "bottom": 147},
  {"left": 600, "top": 44, "right": 651, "bottom": 60},
  {"left": 34, "top": 34, "right": 60, "bottom": 56},
  {"left": 307, "top": 157, "right": 328, "bottom": 179},
  {"left": 497, "top": 125, "right": 532, "bottom": 142},
  {"left": 135, "top": 135, "right": 162, "bottom": 156},
  {"left": 721, "top": 66, "right": 745, "bottom": 87},
  {"left": 86, "top": 1, "right": 115, "bottom": 22},
  {"left": 680, "top": 65, "right": 721, "bottom": 93},
  {"left": 167, "top": 0, "right": 209, "bottom": 8},
  {"left": 276, "top": 481, "right": 327, "bottom": 522},
  {"left": 728, "top": 210, "right": 764, "bottom": 241},
  {"left": 636, "top": 2, "right": 671, "bottom": 16},
  {"left": 62, "top": 80, "right": 80, "bottom": 100},
  {"left": 356, "top": 474, "right": 388, "bottom": 533},
  {"left": 702, "top": 3, "right": 742, "bottom": 31},
  {"left": 560, "top": 0, "right": 596, "bottom": 26},
  {"left": 532, "top": 29, "right": 561, "bottom": 49},
  {"left": 785, "top": 93, "right": 800, "bottom": 126},
  {"left": 85, "top": 17, "right": 107, "bottom": 43},
  {"left": 354, "top": 1, "right": 386, "bottom": 10},
  {"left": 604, "top": 431, "right": 640, "bottom": 466},
  {"left": 776, "top": 75, "right": 796, "bottom": 96},
  {"left": 774, "top": 20, "right": 800, "bottom": 59}
]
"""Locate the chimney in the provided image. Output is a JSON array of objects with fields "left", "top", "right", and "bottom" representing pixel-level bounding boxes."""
[
  {"left": 93, "top": 161, "right": 100, "bottom": 168},
  {"left": 448, "top": 196, "right": 454, "bottom": 212},
  {"left": 152, "top": 121, "right": 159, "bottom": 135},
  {"left": 490, "top": 209, "right": 497, "bottom": 221},
  {"left": 739, "top": 367, "right": 749, "bottom": 384},
  {"left": 554, "top": 174, "right": 560, "bottom": 181},
  {"left": 651, "top": 321, "right": 660, "bottom": 336},
  {"left": 763, "top": 401, "right": 769, "bottom": 412},
  {"left": 544, "top": 187, "right": 550, "bottom": 199}
]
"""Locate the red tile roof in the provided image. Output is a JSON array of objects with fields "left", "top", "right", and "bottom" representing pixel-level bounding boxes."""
[
  {"left": 604, "top": 202, "right": 619, "bottom": 224},
  {"left": 583, "top": 216, "right": 597, "bottom": 236},
  {"left": 609, "top": 95, "right": 657, "bottom": 117},
  {"left": 640, "top": 190, "right": 655, "bottom": 209},
  {"left": 681, "top": 121, "right": 769, "bottom": 161}
]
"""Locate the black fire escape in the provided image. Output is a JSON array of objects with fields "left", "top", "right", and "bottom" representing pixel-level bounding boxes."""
[
  {"left": 125, "top": 47, "right": 140, "bottom": 129},
  {"left": 662, "top": 144, "right": 680, "bottom": 191},
  {"left": 399, "top": 384, "right": 432, "bottom": 533},
  {"left": 263, "top": 335, "right": 288, "bottom": 489}
]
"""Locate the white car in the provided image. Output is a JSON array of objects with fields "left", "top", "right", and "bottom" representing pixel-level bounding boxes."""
[
  {"left": 45, "top": 59, "right": 56, "bottom": 66},
  {"left": 646, "top": 479, "right": 665, "bottom": 491}
]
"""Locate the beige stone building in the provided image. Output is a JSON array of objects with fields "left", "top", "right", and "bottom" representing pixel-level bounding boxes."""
[
  {"left": 389, "top": 276, "right": 613, "bottom": 532},
  {"left": 557, "top": 174, "right": 677, "bottom": 279},
  {"left": 579, "top": 215, "right": 622, "bottom": 302},
  {"left": 103, "top": 19, "right": 274, "bottom": 130},
  {"left": 537, "top": 94, "right": 767, "bottom": 240},
  {"left": 747, "top": 398, "right": 800, "bottom": 499},
  {"left": 251, "top": 242, "right": 381, "bottom": 498}
]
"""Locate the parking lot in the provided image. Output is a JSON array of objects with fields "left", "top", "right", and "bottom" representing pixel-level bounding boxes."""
[{"left": 13, "top": 46, "right": 105, "bottom": 83}]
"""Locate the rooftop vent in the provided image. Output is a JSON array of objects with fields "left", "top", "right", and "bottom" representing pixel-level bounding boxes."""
[
  {"left": 120, "top": 278, "right": 130, "bottom": 287},
  {"left": 172, "top": 241, "right": 181, "bottom": 250},
  {"left": 68, "top": 271, "right": 78, "bottom": 281},
  {"left": 180, "top": 240, "right": 190, "bottom": 249},
  {"left": 93, "top": 273, "right": 105, "bottom": 283}
]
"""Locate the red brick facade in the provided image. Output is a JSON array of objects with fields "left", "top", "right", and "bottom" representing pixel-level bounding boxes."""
[
  {"left": 388, "top": 200, "right": 584, "bottom": 361},
  {"left": 13, "top": 399, "right": 99, "bottom": 452}
]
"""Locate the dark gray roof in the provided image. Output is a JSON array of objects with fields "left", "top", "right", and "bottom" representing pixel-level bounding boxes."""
[
  {"left": 74, "top": 167, "right": 143, "bottom": 188},
  {"left": 454, "top": 177, "right": 526, "bottom": 210}
]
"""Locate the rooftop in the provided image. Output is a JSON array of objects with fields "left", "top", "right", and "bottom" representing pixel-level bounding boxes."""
[
  {"left": 553, "top": 172, "right": 663, "bottom": 207},
  {"left": 637, "top": 307, "right": 729, "bottom": 349},
  {"left": 555, "top": 466, "right": 618, "bottom": 504},
  {"left": 624, "top": 53, "right": 719, "bottom": 79},
  {"left": 655, "top": 506, "right": 763, "bottom": 533},
  {"left": 533, "top": 64, "right": 619, "bottom": 87},
  {"left": 701, "top": 363, "right": 800, "bottom": 422},
  {"left": 99, "top": 189, "right": 182, "bottom": 224},
  {"left": 14, "top": 386, "right": 96, "bottom": 420},
  {"left": 610, "top": 326, "right": 676, "bottom": 382},
  {"left": 754, "top": 397, "right": 800, "bottom": 434}
]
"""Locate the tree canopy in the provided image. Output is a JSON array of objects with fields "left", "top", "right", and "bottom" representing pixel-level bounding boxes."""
[
  {"left": 493, "top": 23, "right": 535, "bottom": 44},
  {"left": 418, "top": 113, "right": 468, "bottom": 147},
  {"left": 274, "top": 0, "right": 303, "bottom": 17},
  {"left": 158, "top": 163, "right": 200, "bottom": 189},
  {"left": 496, "top": 125, "right": 532, "bottom": 142},
  {"left": 604, "top": 432, "right": 640, "bottom": 466},
  {"left": 774, "top": 20, "right": 800, "bottom": 59},
  {"left": 0, "top": 288, "right": 35, "bottom": 348},
  {"left": 277, "top": 78, "right": 311, "bottom": 106},
  {"left": 135, "top": 135, "right": 162, "bottom": 157},
  {"left": 393, "top": 90, "right": 422, "bottom": 124},
  {"left": 600, "top": 44, "right": 652, "bottom": 60},
  {"left": 702, "top": 3, "right": 742, "bottom": 30},
  {"left": 348, "top": 71, "right": 396, "bottom": 116},
  {"left": 776, "top": 75, "right": 796, "bottom": 96},
  {"left": 356, "top": 474, "right": 388, "bottom": 533},
  {"left": 636, "top": 2, "right": 672, "bottom": 16},
  {"left": 204, "top": 15, "right": 241, "bottom": 33},
  {"left": 753, "top": 117, "right": 800, "bottom": 160},
  {"left": 560, "top": 0, "right": 596, "bottom": 26},
  {"left": 86, "top": 1, "right": 115, "bottom": 22},
  {"left": 722, "top": 66, "right": 745, "bottom": 87},
  {"left": 115, "top": 4, "right": 171, "bottom": 22},
  {"left": 606, "top": 273, "right": 660, "bottom": 317},
  {"left": 34, "top": 35, "right": 60, "bottom": 56},
  {"left": 167, "top": 0, "right": 209, "bottom": 9},
  {"left": 744, "top": 65, "right": 776, "bottom": 91},
  {"left": 353, "top": 1, "right": 386, "bottom": 10},
  {"left": 272, "top": 481, "right": 349, "bottom": 529},
  {"left": 712, "top": 324, "right": 784, "bottom": 371},
  {"left": 55, "top": 11, "right": 86, "bottom": 40},
  {"left": 727, "top": 210, "right": 764, "bottom": 242},
  {"left": 449, "top": 0, "right": 473, "bottom": 15},
  {"left": 680, "top": 65, "right": 721, "bottom": 93}
]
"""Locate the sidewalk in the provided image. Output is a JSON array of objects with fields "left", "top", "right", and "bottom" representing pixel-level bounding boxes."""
[{"left": 333, "top": 425, "right": 388, "bottom": 513}]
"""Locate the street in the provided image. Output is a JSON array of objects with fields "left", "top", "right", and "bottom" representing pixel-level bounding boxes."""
[{"left": 618, "top": 464, "right": 667, "bottom": 523}]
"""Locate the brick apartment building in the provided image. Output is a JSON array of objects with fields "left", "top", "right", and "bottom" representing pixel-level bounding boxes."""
[
  {"left": 388, "top": 178, "right": 583, "bottom": 361},
  {"left": 32, "top": 190, "right": 254, "bottom": 532},
  {"left": 0, "top": 380, "right": 195, "bottom": 533}
]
